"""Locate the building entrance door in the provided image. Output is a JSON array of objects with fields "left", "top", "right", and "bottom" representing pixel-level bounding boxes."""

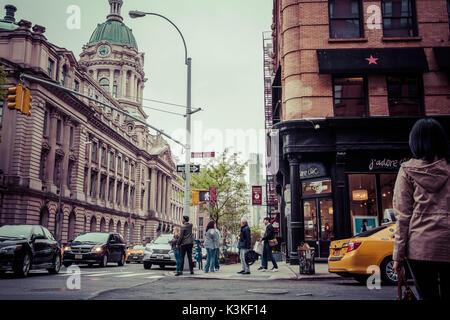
[{"left": 303, "top": 198, "right": 334, "bottom": 258}]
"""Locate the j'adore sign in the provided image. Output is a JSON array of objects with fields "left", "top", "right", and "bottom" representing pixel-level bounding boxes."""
[{"left": 368, "top": 158, "right": 409, "bottom": 171}]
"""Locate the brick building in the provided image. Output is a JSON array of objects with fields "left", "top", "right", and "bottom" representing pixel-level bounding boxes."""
[
  {"left": 267, "top": 0, "right": 450, "bottom": 263},
  {"left": 0, "top": 1, "right": 186, "bottom": 245}
]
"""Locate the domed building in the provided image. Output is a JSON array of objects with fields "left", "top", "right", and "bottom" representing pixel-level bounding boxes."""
[
  {"left": 0, "top": 1, "right": 189, "bottom": 245},
  {"left": 79, "top": 0, "right": 147, "bottom": 121}
]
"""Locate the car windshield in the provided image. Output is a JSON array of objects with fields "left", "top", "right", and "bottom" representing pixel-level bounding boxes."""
[
  {"left": 0, "top": 225, "right": 32, "bottom": 239},
  {"left": 153, "top": 236, "right": 172, "bottom": 244},
  {"left": 72, "top": 232, "right": 109, "bottom": 243},
  {"left": 353, "top": 225, "right": 389, "bottom": 238},
  {"left": 133, "top": 245, "right": 145, "bottom": 249}
]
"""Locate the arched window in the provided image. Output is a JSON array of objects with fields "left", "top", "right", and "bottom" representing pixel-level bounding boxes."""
[
  {"left": 90, "top": 216, "right": 97, "bottom": 232},
  {"left": 68, "top": 211, "right": 76, "bottom": 241},
  {"left": 100, "top": 217, "right": 106, "bottom": 232},
  {"left": 99, "top": 78, "right": 109, "bottom": 93},
  {"left": 39, "top": 207, "right": 49, "bottom": 228},
  {"left": 108, "top": 219, "right": 114, "bottom": 232},
  {"left": 117, "top": 220, "right": 121, "bottom": 234}
]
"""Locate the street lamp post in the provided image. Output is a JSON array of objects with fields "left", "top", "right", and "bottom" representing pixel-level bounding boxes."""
[{"left": 129, "top": 10, "right": 192, "bottom": 219}]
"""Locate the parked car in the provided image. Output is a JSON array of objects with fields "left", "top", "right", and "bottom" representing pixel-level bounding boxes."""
[
  {"left": 328, "top": 223, "right": 402, "bottom": 285},
  {"left": 62, "top": 232, "right": 126, "bottom": 267},
  {"left": 0, "top": 224, "right": 61, "bottom": 277},
  {"left": 143, "top": 234, "right": 176, "bottom": 270},
  {"left": 126, "top": 245, "right": 145, "bottom": 263}
]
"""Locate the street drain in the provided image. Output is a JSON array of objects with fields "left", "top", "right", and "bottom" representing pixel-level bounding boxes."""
[{"left": 247, "top": 289, "right": 288, "bottom": 294}]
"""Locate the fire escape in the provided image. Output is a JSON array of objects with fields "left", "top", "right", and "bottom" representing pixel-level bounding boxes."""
[{"left": 262, "top": 31, "right": 278, "bottom": 216}]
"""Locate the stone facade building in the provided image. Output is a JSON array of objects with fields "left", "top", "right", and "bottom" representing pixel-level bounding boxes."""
[
  {"left": 0, "top": 1, "right": 185, "bottom": 245},
  {"left": 268, "top": 0, "right": 450, "bottom": 263}
]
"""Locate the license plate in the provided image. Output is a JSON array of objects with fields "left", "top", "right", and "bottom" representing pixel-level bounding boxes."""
[
  {"left": 75, "top": 255, "right": 83, "bottom": 259},
  {"left": 157, "top": 255, "right": 164, "bottom": 260},
  {"left": 333, "top": 249, "right": 341, "bottom": 256}
]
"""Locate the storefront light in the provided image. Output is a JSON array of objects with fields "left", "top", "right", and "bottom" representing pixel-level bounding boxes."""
[{"left": 352, "top": 189, "right": 368, "bottom": 201}]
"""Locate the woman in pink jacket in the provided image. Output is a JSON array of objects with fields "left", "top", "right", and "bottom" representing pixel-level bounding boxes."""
[{"left": 393, "top": 118, "right": 450, "bottom": 300}]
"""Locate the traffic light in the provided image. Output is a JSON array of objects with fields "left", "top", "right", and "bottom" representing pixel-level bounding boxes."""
[
  {"left": 191, "top": 191, "right": 199, "bottom": 205},
  {"left": 7, "top": 84, "right": 23, "bottom": 111},
  {"left": 21, "top": 87, "right": 32, "bottom": 116}
]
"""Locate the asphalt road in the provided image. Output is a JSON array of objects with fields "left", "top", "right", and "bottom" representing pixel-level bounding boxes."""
[{"left": 0, "top": 262, "right": 398, "bottom": 300}]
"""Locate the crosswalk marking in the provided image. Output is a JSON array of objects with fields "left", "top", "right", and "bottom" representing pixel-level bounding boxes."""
[
  {"left": 87, "top": 272, "right": 132, "bottom": 277},
  {"left": 146, "top": 276, "right": 163, "bottom": 280},
  {"left": 114, "top": 272, "right": 154, "bottom": 278}
]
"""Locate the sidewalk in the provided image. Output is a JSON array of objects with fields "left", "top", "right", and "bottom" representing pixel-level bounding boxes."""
[{"left": 164, "top": 261, "right": 340, "bottom": 281}]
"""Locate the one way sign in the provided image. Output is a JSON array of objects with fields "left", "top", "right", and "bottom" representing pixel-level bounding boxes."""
[{"left": 176, "top": 164, "right": 200, "bottom": 173}]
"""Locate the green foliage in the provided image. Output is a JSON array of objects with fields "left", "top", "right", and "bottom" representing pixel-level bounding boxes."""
[
  {"left": 191, "top": 149, "right": 249, "bottom": 236},
  {"left": 250, "top": 226, "right": 263, "bottom": 247},
  {"left": 0, "top": 65, "right": 8, "bottom": 101}
]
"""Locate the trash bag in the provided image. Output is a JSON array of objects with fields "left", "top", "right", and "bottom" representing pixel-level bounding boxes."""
[{"left": 245, "top": 250, "right": 259, "bottom": 266}]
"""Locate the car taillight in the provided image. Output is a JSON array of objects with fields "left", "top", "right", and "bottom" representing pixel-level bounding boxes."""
[{"left": 343, "top": 242, "right": 362, "bottom": 252}]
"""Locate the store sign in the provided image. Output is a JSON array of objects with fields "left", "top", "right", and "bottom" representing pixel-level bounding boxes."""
[
  {"left": 302, "top": 179, "right": 332, "bottom": 195},
  {"left": 368, "top": 158, "right": 409, "bottom": 171},
  {"left": 300, "top": 163, "right": 326, "bottom": 179}
]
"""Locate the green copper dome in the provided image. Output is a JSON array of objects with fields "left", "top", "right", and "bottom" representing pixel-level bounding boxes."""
[{"left": 88, "top": 20, "right": 138, "bottom": 50}]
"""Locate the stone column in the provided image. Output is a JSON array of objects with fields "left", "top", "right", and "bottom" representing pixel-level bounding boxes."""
[
  {"left": 46, "top": 111, "right": 59, "bottom": 191},
  {"left": 157, "top": 172, "right": 162, "bottom": 215},
  {"left": 122, "top": 69, "right": 127, "bottom": 98},
  {"left": 61, "top": 117, "right": 72, "bottom": 197},
  {"left": 93, "top": 69, "right": 98, "bottom": 82},
  {"left": 288, "top": 155, "right": 302, "bottom": 265},
  {"left": 150, "top": 168, "right": 158, "bottom": 214},
  {"left": 109, "top": 68, "right": 114, "bottom": 96}
]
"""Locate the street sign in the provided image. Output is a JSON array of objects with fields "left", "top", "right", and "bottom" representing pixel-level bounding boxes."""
[
  {"left": 176, "top": 164, "right": 200, "bottom": 173},
  {"left": 209, "top": 186, "right": 217, "bottom": 204},
  {"left": 199, "top": 190, "right": 210, "bottom": 202},
  {"left": 252, "top": 186, "right": 263, "bottom": 206},
  {"left": 191, "top": 152, "right": 215, "bottom": 158}
]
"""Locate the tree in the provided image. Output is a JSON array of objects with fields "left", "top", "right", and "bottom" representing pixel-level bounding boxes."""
[
  {"left": 250, "top": 226, "right": 263, "bottom": 247},
  {"left": 0, "top": 65, "right": 8, "bottom": 101},
  {"left": 191, "top": 149, "right": 249, "bottom": 236}
]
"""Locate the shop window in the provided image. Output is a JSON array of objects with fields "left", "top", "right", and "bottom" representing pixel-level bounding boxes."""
[
  {"left": 382, "top": 0, "right": 417, "bottom": 37},
  {"left": 329, "top": 0, "right": 363, "bottom": 39},
  {"left": 387, "top": 75, "right": 422, "bottom": 116},
  {"left": 333, "top": 77, "right": 366, "bottom": 117},
  {"left": 348, "top": 174, "right": 378, "bottom": 235},
  {"left": 380, "top": 174, "right": 397, "bottom": 222}
]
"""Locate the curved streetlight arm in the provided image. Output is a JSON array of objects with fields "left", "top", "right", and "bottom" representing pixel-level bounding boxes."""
[{"left": 129, "top": 11, "right": 188, "bottom": 64}]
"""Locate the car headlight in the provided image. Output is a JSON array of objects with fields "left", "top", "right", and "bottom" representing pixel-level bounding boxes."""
[
  {"left": 91, "top": 245, "right": 103, "bottom": 253},
  {"left": 0, "top": 245, "right": 22, "bottom": 253},
  {"left": 63, "top": 246, "right": 71, "bottom": 252}
]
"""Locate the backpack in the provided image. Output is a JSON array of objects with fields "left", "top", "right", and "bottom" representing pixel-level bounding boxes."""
[{"left": 244, "top": 250, "right": 260, "bottom": 266}]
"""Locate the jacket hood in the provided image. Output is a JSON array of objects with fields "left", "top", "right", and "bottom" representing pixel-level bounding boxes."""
[{"left": 402, "top": 158, "right": 449, "bottom": 193}]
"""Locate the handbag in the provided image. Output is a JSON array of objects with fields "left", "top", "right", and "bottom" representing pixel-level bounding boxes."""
[
  {"left": 397, "top": 263, "right": 417, "bottom": 301},
  {"left": 253, "top": 241, "right": 263, "bottom": 255},
  {"left": 268, "top": 238, "right": 278, "bottom": 247}
]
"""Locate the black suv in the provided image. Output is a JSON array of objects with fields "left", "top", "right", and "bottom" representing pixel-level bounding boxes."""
[
  {"left": 63, "top": 232, "right": 126, "bottom": 267},
  {"left": 0, "top": 224, "right": 61, "bottom": 277}
]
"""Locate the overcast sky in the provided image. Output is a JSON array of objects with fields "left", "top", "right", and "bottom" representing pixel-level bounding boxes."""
[{"left": 5, "top": 0, "right": 272, "bottom": 166}]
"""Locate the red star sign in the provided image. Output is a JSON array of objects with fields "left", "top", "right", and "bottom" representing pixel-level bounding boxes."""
[{"left": 366, "top": 55, "right": 379, "bottom": 65}]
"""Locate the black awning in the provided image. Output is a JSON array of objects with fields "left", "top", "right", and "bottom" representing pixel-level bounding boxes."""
[
  {"left": 317, "top": 48, "right": 429, "bottom": 74},
  {"left": 433, "top": 47, "right": 450, "bottom": 72}
]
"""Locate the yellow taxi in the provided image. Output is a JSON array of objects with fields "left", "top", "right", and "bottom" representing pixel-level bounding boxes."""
[
  {"left": 328, "top": 223, "right": 398, "bottom": 284},
  {"left": 125, "top": 245, "right": 146, "bottom": 264}
]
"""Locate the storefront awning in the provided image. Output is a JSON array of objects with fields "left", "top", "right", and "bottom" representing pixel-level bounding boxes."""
[
  {"left": 317, "top": 48, "right": 429, "bottom": 74},
  {"left": 433, "top": 47, "right": 450, "bottom": 72}
]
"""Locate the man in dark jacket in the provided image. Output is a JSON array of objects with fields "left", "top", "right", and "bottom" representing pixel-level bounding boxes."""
[
  {"left": 237, "top": 218, "right": 251, "bottom": 274},
  {"left": 260, "top": 217, "right": 278, "bottom": 272},
  {"left": 176, "top": 216, "right": 194, "bottom": 276}
]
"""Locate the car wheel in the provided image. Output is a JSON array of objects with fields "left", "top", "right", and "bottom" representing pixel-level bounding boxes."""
[
  {"left": 353, "top": 274, "right": 369, "bottom": 285},
  {"left": 63, "top": 262, "right": 72, "bottom": 268},
  {"left": 13, "top": 252, "right": 31, "bottom": 278},
  {"left": 143, "top": 262, "right": 152, "bottom": 270},
  {"left": 118, "top": 253, "right": 125, "bottom": 267},
  {"left": 381, "top": 256, "right": 398, "bottom": 285},
  {"left": 159, "top": 264, "right": 165, "bottom": 270},
  {"left": 99, "top": 254, "right": 108, "bottom": 268},
  {"left": 48, "top": 254, "right": 61, "bottom": 274}
]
